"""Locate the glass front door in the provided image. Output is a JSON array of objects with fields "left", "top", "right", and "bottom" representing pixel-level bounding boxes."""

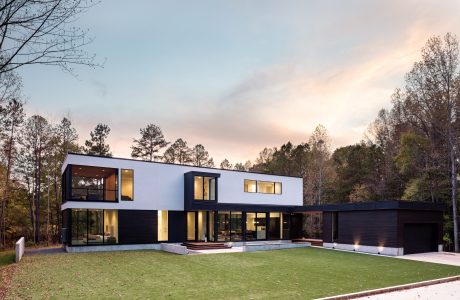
[{"left": 187, "top": 211, "right": 214, "bottom": 241}]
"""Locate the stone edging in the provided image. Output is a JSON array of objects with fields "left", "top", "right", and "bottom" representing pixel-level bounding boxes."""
[{"left": 316, "top": 275, "right": 460, "bottom": 300}]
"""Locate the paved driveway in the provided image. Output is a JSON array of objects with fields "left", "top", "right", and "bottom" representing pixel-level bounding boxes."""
[{"left": 397, "top": 252, "right": 460, "bottom": 266}]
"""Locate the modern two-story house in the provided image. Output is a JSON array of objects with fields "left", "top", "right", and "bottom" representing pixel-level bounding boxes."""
[{"left": 61, "top": 153, "right": 305, "bottom": 251}]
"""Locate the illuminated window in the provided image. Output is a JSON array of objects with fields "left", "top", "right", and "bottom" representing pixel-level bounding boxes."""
[
  {"left": 258, "top": 181, "right": 275, "bottom": 194},
  {"left": 121, "top": 169, "right": 134, "bottom": 200},
  {"left": 158, "top": 211, "right": 168, "bottom": 241},
  {"left": 244, "top": 180, "right": 257, "bottom": 193},
  {"left": 275, "top": 182, "right": 282, "bottom": 194},
  {"left": 194, "top": 176, "right": 216, "bottom": 200}
]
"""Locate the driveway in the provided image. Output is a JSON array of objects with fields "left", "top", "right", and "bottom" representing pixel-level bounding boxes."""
[{"left": 397, "top": 252, "right": 460, "bottom": 266}]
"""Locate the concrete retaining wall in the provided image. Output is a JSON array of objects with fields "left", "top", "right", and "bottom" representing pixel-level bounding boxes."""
[
  {"left": 15, "top": 237, "right": 25, "bottom": 262},
  {"left": 323, "top": 242, "right": 404, "bottom": 256},
  {"left": 242, "top": 241, "right": 311, "bottom": 252},
  {"left": 160, "top": 243, "right": 189, "bottom": 255}
]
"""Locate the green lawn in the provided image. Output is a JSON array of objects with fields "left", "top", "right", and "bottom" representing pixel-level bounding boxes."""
[
  {"left": 0, "top": 251, "right": 14, "bottom": 268},
  {"left": 6, "top": 248, "right": 460, "bottom": 299}
]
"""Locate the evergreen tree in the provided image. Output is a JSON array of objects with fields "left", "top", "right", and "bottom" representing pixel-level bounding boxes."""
[
  {"left": 220, "top": 158, "right": 232, "bottom": 169},
  {"left": 163, "top": 138, "right": 192, "bottom": 165},
  {"left": 131, "top": 124, "right": 169, "bottom": 161},
  {"left": 84, "top": 123, "right": 112, "bottom": 156},
  {"left": 191, "top": 144, "right": 214, "bottom": 167}
]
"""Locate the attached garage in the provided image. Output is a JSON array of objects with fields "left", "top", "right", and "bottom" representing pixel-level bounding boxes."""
[{"left": 316, "top": 201, "right": 445, "bottom": 256}]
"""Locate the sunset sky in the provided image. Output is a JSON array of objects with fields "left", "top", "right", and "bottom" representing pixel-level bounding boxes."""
[{"left": 19, "top": 0, "right": 460, "bottom": 164}]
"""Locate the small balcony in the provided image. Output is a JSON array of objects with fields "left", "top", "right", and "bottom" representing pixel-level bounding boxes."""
[{"left": 63, "top": 165, "right": 118, "bottom": 202}]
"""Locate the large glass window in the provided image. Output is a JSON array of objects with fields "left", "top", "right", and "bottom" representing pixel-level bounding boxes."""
[
  {"left": 256, "top": 213, "right": 267, "bottom": 239},
  {"left": 194, "top": 176, "right": 216, "bottom": 200},
  {"left": 158, "top": 211, "right": 168, "bottom": 241},
  {"left": 187, "top": 212, "right": 196, "bottom": 240},
  {"left": 217, "top": 212, "right": 230, "bottom": 241},
  {"left": 198, "top": 211, "right": 207, "bottom": 241},
  {"left": 69, "top": 165, "right": 118, "bottom": 201},
  {"left": 70, "top": 209, "right": 118, "bottom": 246},
  {"left": 246, "top": 212, "right": 267, "bottom": 240},
  {"left": 258, "top": 181, "right": 275, "bottom": 194},
  {"left": 121, "top": 169, "right": 134, "bottom": 200},
  {"left": 71, "top": 209, "right": 87, "bottom": 245},
  {"left": 269, "top": 212, "right": 281, "bottom": 240},
  {"left": 208, "top": 211, "right": 215, "bottom": 241},
  {"left": 244, "top": 180, "right": 257, "bottom": 193},
  {"left": 104, "top": 210, "right": 118, "bottom": 244},
  {"left": 244, "top": 179, "right": 282, "bottom": 195},
  {"left": 231, "top": 212, "right": 243, "bottom": 241},
  {"left": 282, "top": 213, "right": 290, "bottom": 239}
]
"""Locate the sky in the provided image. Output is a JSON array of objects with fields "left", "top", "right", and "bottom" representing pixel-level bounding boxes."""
[{"left": 18, "top": 0, "right": 460, "bottom": 164}]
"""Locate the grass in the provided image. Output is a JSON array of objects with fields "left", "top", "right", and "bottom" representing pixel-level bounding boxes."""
[
  {"left": 6, "top": 247, "right": 460, "bottom": 299},
  {"left": 0, "top": 251, "right": 14, "bottom": 268}
]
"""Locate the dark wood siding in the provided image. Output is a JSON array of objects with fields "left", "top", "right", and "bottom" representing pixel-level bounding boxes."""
[
  {"left": 337, "top": 210, "right": 399, "bottom": 247},
  {"left": 168, "top": 211, "right": 186, "bottom": 243},
  {"left": 118, "top": 210, "right": 157, "bottom": 244},
  {"left": 323, "top": 212, "right": 333, "bottom": 243},
  {"left": 291, "top": 213, "right": 303, "bottom": 239}
]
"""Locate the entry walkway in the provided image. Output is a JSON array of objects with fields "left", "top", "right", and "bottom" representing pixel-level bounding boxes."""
[{"left": 397, "top": 252, "right": 460, "bottom": 266}]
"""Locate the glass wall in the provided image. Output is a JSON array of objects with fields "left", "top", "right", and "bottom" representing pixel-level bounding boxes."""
[
  {"left": 104, "top": 210, "right": 118, "bottom": 244},
  {"left": 121, "top": 169, "right": 134, "bottom": 200},
  {"left": 230, "top": 212, "right": 242, "bottom": 241},
  {"left": 198, "top": 211, "right": 207, "bottom": 241},
  {"left": 158, "top": 210, "right": 168, "bottom": 241},
  {"left": 282, "top": 213, "right": 290, "bottom": 239},
  {"left": 208, "top": 211, "right": 215, "bottom": 241},
  {"left": 71, "top": 209, "right": 87, "bottom": 245},
  {"left": 244, "top": 180, "right": 257, "bottom": 193},
  {"left": 194, "top": 176, "right": 216, "bottom": 200},
  {"left": 217, "top": 211, "right": 230, "bottom": 241},
  {"left": 269, "top": 212, "right": 281, "bottom": 240},
  {"left": 69, "top": 165, "right": 118, "bottom": 201},
  {"left": 246, "top": 212, "right": 267, "bottom": 240},
  {"left": 256, "top": 213, "right": 267, "bottom": 239},
  {"left": 70, "top": 209, "right": 118, "bottom": 246},
  {"left": 187, "top": 212, "right": 196, "bottom": 240}
]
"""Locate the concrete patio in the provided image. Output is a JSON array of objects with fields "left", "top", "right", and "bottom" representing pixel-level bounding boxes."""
[{"left": 397, "top": 252, "right": 460, "bottom": 267}]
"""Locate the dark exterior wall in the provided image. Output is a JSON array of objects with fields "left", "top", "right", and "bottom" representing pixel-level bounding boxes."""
[
  {"left": 118, "top": 210, "right": 157, "bottom": 244},
  {"left": 397, "top": 210, "right": 443, "bottom": 247},
  {"left": 168, "top": 210, "right": 186, "bottom": 243},
  {"left": 291, "top": 213, "right": 303, "bottom": 239},
  {"left": 323, "top": 212, "right": 333, "bottom": 243}
]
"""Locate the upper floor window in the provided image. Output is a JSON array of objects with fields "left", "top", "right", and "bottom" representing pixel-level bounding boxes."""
[
  {"left": 121, "top": 169, "right": 134, "bottom": 200},
  {"left": 244, "top": 179, "right": 282, "bottom": 195},
  {"left": 65, "top": 165, "right": 118, "bottom": 202},
  {"left": 244, "top": 179, "right": 257, "bottom": 193},
  {"left": 194, "top": 176, "right": 216, "bottom": 200}
]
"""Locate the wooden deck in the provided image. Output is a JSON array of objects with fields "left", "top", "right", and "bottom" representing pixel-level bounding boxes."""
[{"left": 182, "top": 242, "right": 232, "bottom": 250}]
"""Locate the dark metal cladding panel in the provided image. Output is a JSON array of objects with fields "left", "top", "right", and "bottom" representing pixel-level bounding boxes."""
[
  {"left": 118, "top": 210, "right": 157, "bottom": 244},
  {"left": 168, "top": 210, "right": 187, "bottom": 243}
]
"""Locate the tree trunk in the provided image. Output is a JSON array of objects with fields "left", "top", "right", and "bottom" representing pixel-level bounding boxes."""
[{"left": 448, "top": 133, "right": 459, "bottom": 252}]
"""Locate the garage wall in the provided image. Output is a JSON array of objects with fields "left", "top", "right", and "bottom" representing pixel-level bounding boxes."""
[{"left": 397, "top": 210, "right": 443, "bottom": 248}]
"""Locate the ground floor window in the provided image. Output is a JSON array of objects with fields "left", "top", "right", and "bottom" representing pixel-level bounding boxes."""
[
  {"left": 158, "top": 210, "right": 168, "bottom": 241},
  {"left": 70, "top": 209, "right": 118, "bottom": 246},
  {"left": 246, "top": 212, "right": 267, "bottom": 240}
]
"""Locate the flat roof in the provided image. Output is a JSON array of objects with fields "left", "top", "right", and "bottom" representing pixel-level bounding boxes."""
[
  {"left": 65, "top": 152, "right": 303, "bottom": 179},
  {"left": 293, "top": 200, "right": 446, "bottom": 212}
]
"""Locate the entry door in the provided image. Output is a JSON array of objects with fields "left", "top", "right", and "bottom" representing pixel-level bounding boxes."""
[{"left": 187, "top": 211, "right": 211, "bottom": 242}]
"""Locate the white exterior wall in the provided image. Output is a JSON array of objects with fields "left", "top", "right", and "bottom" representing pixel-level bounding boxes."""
[{"left": 61, "top": 154, "right": 303, "bottom": 211}]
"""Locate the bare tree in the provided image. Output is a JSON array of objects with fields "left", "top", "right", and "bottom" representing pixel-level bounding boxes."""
[
  {"left": 163, "top": 138, "right": 192, "bottom": 165},
  {"left": 0, "top": 0, "right": 100, "bottom": 75}
]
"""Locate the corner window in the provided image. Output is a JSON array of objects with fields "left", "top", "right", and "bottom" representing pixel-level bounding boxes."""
[
  {"left": 194, "top": 176, "right": 216, "bottom": 201},
  {"left": 121, "top": 169, "right": 134, "bottom": 200},
  {"left": 244, "top": 180, "right": 257, "bottom": 193}
]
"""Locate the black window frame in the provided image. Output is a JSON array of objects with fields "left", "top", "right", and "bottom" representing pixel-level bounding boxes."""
[
  {"left": 69, "top": 208, "right": 119, "bottom": 246},
  {"left": 193, "top": 175, "right": 217, "bottom": 201},
  {"left": 244, "top": 180, "right": 282, "bottom": 195}
]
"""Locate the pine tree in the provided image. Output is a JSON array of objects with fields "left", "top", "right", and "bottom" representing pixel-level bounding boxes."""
[
  {"left": 191, "top": 144, "right": 214, "bottom": 167},
  {"left": 84, "top": 123, "right": 112, "bottom": 156},
  {"left": 163, "top": 138, "right": 192, "bottom": 165},
  {"left": 131, "top": 124, "right": 169, "bottom": 161}
]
